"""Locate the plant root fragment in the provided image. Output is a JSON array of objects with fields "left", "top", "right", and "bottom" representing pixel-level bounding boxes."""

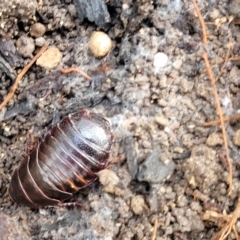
[
  {"left": 60, "top": 67, "right": 92, "bottom": 80},
  {"left": 203, "top": 199, "right": 240, "bottom": 240},
  {"left": 191, "top": 0, "right": 233, "bottom": 195},
  {"left": 0, "top": 45, "right": 47, "bottom": 111}
]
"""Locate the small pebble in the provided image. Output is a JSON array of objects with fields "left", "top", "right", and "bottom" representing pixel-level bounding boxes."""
[
  {"left": 157, "top": 99, "right": 168, "bottom": 107},
  {"left": 35, "top": 37, "right": 46, "bottom": 47},
  {"left": 206, "top": 133, "right": 223, "bottom": 147},
  {"left": 209, "top": 8, "right": 220, "bottom": 20},
  {"left": 16, "top": 36, "right": 35, "bottom": 57},
  {"left": 88, "top": 31, "right": 112, "bottom": 58},
  {"left": 159, "top": 75, "right": 167, "bottom": 88},
  {"left": 172, "top": 58, "right": 182, "bottom": 70},
  {"left": 173, "top": 147, "right": 184, "bottom": 153},
  {"left": 68, "top": 4, "right": 77, "bottom": 17},
  {"left": 137, "top": 146, "right": 175, "bottom": 183},
  {"left": 229, "top": 66, "right": 240, "bottom": 85},
  {"left": 36, "top": 47, "right": 62, "bottom": 69},
  {"left": 221, "top": 96, "right": 231, "bottom": 108},
  {"left": 233, "top": 129, "right": 240, "bottom": 146},
  {"left": 153, "top": 52, "right": 168, "bottom": 72},
  {"left": 30, "top": 23, "right": 46, "bottom": 38},
  {"left": 122, "top": 4, "right": 129, "bottom": 10},
  {"left": 155, "top": 115, "right": 169, "bottom": 127}
]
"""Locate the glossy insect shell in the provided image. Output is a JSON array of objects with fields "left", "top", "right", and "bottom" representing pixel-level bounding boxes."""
[{"left": 9, "top": 109, "right": 113, "bottom": 208}]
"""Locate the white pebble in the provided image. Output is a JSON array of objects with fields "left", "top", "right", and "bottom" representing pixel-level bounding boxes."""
[
  {"left": 153, "top": 52, "right": 168, "bottom": 73},
  {"left": 221, "top": 95, "right": 230, "bottom": 107}
]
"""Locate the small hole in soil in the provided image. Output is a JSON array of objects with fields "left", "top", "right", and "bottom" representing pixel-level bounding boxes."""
[{"left": 129, "top": 180, "right": 151, "bottom": 195}]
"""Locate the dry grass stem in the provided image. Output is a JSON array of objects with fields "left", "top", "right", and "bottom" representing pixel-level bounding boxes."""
[
  {"left": 211, "top": 199, "right": 240, "bottom": 240},
  {"left": 204, "top": 113, "right": 240, "bottom": 126},
  {"left": 151, "top": 218, "right": 158, "bottom": 240}
]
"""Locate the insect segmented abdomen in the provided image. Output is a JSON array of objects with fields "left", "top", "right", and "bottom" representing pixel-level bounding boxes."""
[{"left": 9, "top": 109, "right": 113, "bottom": 208}]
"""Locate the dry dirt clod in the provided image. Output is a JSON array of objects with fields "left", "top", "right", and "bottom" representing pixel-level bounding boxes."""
[
  {"left": 228, "top": 0, "right": 240, "bottom": 18},
  {"left": 88, "top": 31, "right": 113, "bottom": 58},
  {"left": 0, "top": 212, "right": 29, "bottom": 240},
  {"left": 229, "top": 66, "right": 240, "bottom": 85},
  {"left": 16, "top": 36, "right": 35, "bottom": 57},
  {"left": 183, "top": 145, "right": 224, "bottom": 194},
  {"left": 0, "top": 0, "right": 37, "bottom": 38},
  {"left": 97, "top": 169, "right": 119, "bottom": 187},
  {"left": 36, "top": 47, "right": 62, "bottom": 69},
  {"left": 209, "top": 8, "right": 220, "bottom": 20},
  {"left": 130, "top": 195, "right": 148, "bottom": 215},
  {"left": 97, "top": 169, "right": 124, "bottom": 195},
  {"left": 30, "top": 23, "right": 46, "bottom": 38},
  {"left": 206, "top": 132, "right": 223, "bottom": 147}
]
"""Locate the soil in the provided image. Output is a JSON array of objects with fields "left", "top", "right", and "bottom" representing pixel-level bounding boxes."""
[{"left": 0, "top": 0, "right": 240, "bottom": 239}]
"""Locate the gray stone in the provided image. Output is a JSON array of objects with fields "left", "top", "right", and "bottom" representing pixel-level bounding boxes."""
[
  {"left": 125, "top": 136, "right": 138, "bottom": 178},
  {"left": 73, "top": 0, "right": 110, "bottom": 27},
  {"left": 137, "top": 146, "right": 175, "bottom": 183}
]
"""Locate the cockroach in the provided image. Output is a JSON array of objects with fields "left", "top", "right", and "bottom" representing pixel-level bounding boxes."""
[{"left": 9, "top": 109, "right": 113, "bottom": 208}]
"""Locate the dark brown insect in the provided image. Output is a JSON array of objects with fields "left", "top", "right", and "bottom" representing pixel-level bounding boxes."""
[{"left": 9, "top": 109, "right": 113, "bottom": 208}]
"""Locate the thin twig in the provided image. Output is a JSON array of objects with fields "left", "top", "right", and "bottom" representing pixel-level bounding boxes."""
[
  {"left": 203, "top": 113, "right": 240, "bottom": 126},
  {"left": 0, "top": 44, "right": 47, "bottom": 111},
  {"left": 191, "top": 0, "right": 207, "bottom": 44},
  {"left": 229, "top": 56, "right": 240, "bottom": 61},
  {"left": 61, "top": 67, "right": 92, "bottom": 80},
  {"left": 29, "top": 129, "right": 35, "bottom": 147},
  {"left": 202, "top": 52, "right": 232, "bottom": 194},
  {"left": 232, "top": 224, "right": 239, "bottom": 240},
  {"left": 191, "top": 0, "right": 233, "bottom": 194},
  {"left": 151, "top": 218, "right": 158, "bottom": 240}
]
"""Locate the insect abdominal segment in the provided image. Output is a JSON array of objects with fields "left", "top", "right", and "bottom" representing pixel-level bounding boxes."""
[{"left": 9, "top": 110, "right": 113, "bottom": 208}]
